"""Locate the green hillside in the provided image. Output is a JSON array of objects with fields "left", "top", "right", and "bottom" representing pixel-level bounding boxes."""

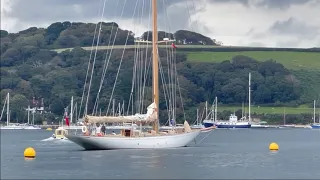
[
  {"left": 1, "top": 21, "right": 320, "bottom": 125},
  {"left": 186, "top": 51, "right": 320, "bottom": 70}
]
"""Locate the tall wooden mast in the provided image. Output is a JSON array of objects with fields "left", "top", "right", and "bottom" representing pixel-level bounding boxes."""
[{"left": 152, "top": 0, "right": 159, "bottom": 133}]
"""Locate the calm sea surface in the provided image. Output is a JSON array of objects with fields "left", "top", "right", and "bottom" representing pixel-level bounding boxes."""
[{"left": 1, "top": 128, "right": 319, "bottom": 179}]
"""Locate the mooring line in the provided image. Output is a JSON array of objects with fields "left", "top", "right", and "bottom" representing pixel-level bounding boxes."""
[{"left": 194, "top": 129, "right": 214, "bottom": 145}]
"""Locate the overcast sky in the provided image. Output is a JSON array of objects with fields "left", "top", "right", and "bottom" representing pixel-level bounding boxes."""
[{"left": 1, "top": 0, "right": 320, "bottom": 48}]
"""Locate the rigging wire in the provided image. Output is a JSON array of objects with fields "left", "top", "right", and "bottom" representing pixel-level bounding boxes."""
[
  {"left": 80, "top": 0, "right": 202, "bottom": 126},
  {"left": 84, "top": 0, "right": 108, "bottom": 117},
  {"left": 140, "top": 0, "right": 152, "bottom": 113},
  {"left": 92, "top": 0, "right": 124, "bottom": 115},
  {"left": 141, "top": 0, "right": 153, "bottom": 109},
  {"left": 78, "top": 0, "right": 104, "bottom": 119},
  {"left": 159, "top": 55, "right": 171, "bottom": 121},
  {"left": 136, "top": 0, "right": 149, "bottom": 114},
  {"left": 106, "top": 0, "right": 140, "bottom": 116},
  {"left": 159, "top": 0, "right": 174, "bottom": 125},
  {"left": 0, "top": 94, "right": 8, "bottom": 121},
  {"left": 126, "top": 0, "right": 153, "bottom": 116}
]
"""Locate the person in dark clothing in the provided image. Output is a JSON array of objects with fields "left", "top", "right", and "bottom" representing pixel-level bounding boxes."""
[{"left": 101, "top": 124, "right": 106, "bottom": 135}]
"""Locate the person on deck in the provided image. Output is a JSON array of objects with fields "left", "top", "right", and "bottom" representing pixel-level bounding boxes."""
[{"left": 101, "top": 124, "right": 106, "bottom": 135}]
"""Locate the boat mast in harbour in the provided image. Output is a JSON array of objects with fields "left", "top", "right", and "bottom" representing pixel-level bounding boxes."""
[
  {"left": 151, "top": 0, "right": 160, "bottom": 133},
  {"left": 65, "top": 0, "right": 203, "bottom": 150}
]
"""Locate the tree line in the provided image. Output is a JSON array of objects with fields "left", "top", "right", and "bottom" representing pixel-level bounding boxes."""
[{"left": 0, "top": 21, "right": 317, "bottom": 124}]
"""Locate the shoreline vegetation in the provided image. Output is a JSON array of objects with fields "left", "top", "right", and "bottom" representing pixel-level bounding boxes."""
[{"left": 1, "top": 22, "right": 319, "bottom": 125}]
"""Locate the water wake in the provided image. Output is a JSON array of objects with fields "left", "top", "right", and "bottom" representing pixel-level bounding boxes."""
[
  {"left": 41, "top": 137, "right": 55, "bottom": 141},
  {"left": 41, "top": 137, "right": 70, "bottom": 142}
]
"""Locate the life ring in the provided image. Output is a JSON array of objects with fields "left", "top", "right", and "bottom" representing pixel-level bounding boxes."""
[{"left": 82, "top": 126, "right": 88, "bottom": 133}]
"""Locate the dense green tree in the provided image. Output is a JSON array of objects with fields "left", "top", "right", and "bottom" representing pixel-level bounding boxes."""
[
  {"left": 0, "top": 21, "right": 318, "bottom": 125},
  {"left": 0, "top": 30, "right": 9, "bottom": 38}
]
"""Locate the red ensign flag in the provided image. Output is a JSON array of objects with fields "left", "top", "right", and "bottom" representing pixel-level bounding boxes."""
[{"left": 64, "top": 111, "right": 70, "bottom": 126}]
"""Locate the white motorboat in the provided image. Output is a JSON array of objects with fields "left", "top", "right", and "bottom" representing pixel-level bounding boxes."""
[{"left": 51, "top": 126, "right": 68, "bottom": 140}]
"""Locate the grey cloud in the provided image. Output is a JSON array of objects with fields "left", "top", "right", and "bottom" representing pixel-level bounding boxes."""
[
  {"left": 211, "top": 0, "right": 249, "bottom": 6},
  {"left": 210, "top": 0, "right": 314, "bottom": 9},
  {"left": 256, "top": 0, "right": 312, "bottom": 9},
  {"left": 2, "top": 0, "right": 319, "bottom": 48},
  {"left": 276, "top": 40, "right": 301, "bottom": 48},
  {"left": 269, "top": 17, "right": 319, "bottom": 39},
  {"left": 7, "top": 0, "right": 185, "bottom": 27},
  {"left": 245, "top": 28, "right": 256, "bottom": 36},
  {"left": 157, "top": 1, "right": 200, "bottom": 33},
  {"left": 247, "top": 42, "right": 266, "bottom": 47}
]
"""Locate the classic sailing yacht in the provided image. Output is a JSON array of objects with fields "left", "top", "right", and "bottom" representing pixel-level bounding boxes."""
[{"left": 66, "top": 0, "right": 201, "bottom": 150}]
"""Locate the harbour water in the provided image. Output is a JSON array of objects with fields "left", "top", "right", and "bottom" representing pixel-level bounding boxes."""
[{"left": 1, "top": 128, "right": 320, "bottom": 179}]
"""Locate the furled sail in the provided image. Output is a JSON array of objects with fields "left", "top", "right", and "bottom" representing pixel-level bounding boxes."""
[{"left": 85, "top": 102, "right": 157, "bottom": 124}]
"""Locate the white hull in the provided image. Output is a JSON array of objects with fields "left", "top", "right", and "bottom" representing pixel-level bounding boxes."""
[
  {"left": 251, "top": 124, "right": 270, "bottom": 128},
  {"left": 160, "top": 126, "right": 184, "bottom": 130},
  {"left": 0, "top": 126, "right": 24, "bottom": 130},
  {"left": 0, "top": 125, "right": 41, "bottom": 130},
  {"left": 191, "top": 124, "right": 205, "bottom": 129},
  {"left": 214, "top": 121, "right": 251, "bottom": 129},
  {"left": 23, "top": 125, "right": 41, "bottom": 130},
  {"left": 279, "top": 125, "right": 295, "bottom": 128},
  {"left": 66, "top": 130, "right": 200, "bottom": 150}
]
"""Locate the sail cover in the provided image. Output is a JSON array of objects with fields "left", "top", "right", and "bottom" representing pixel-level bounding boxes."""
[{"left": 85, "top": 102, "right": 157, "bottom": 124}]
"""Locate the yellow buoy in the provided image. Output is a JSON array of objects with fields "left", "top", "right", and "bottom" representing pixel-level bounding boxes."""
[
  {"left": 269, "top": 142, "right": 279, "bottom": 151},
  {"left": 46, "top": 127, "right": 52, "bottom": 131},
  {"left": 24, "top": 147, "right": 36, "bottom": 158}
]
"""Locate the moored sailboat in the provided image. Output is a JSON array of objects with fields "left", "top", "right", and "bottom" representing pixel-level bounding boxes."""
[
  {"left": 213, "top": 73, "right": 252, "bottom": 129},
  {"left": 190, "top": 109, "right": 205, "bottom": 129},
  {"left": 311, "top": 100, "right": 320, "bottom": 129},
  {"left": 0, "top": 93, "right": 24, "bottom": 130},
  {"left": 22, "top": 106, "right": 41, "bottom": 130},
  {"left": 202, "top": 98, "right": 218, "bottom": 128},
  {"left": 66, "top": 0, "right": 201, "bottom": 150},
  {"left": 203, "top": 73, "right": 252, "bottom": 129}
]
